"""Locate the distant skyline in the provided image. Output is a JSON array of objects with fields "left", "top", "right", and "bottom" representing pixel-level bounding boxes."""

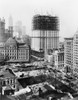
[{"left": 0, "top": 0, "right": 78, "bottom": 41}]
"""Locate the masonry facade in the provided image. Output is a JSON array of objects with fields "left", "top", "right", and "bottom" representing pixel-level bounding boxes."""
[{"left": 0, "top": 37, "right": 30, "bottom": 63}]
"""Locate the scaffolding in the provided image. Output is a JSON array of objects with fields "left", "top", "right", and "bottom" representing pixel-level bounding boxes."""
[
  {"left": 33, "top": 15, "right": 59, "bottom": 31},
  {"left": 32, "top": 15, "right": 59, "bottom": 56}
]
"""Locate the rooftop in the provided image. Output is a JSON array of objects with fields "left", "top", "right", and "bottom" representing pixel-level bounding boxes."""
[
  {"left": 64, "top": 37, "right": 73, "bottom": 40},
  {"left": 5, "top": 37, "right": 17, "bottom": 47},
  {"left": 0, "top": 68, "right": 15, "bottom": 78}
]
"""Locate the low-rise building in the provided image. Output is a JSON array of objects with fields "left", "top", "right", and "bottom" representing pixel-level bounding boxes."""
[
  {"left": 0, "top": 68, "right": 17, "bottom": 95},
  {"left": 0, "top": 37, "right": 30, "bottom": 63}
]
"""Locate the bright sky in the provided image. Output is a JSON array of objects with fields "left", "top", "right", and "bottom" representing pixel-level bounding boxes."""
[{"left": 0, "top": 0, "right": 78, "bottom": 40}]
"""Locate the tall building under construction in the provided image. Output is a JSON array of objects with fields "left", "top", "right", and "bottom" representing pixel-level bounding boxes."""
[{"left": 31, "top": 15, "right": 59, "bottom": 54}]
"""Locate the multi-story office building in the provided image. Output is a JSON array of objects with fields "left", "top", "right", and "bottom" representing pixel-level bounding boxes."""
[
  {"left": 58, "top": 44, "right": 64, "bottom": 70},
  {"left": 64, "top": 33, "right": 78, "bottom": 74},
  {"left": 0, "top": 37, "right": 30, "bottom": 63},
  {"left": 64, "top": 38, "right": 73, "bottom": 70},
  {"left": 46, "top": 47, "right": 64, "bottom": 70},
  {"left": 0, "top": 18, "right": 13, "bottom": 43},
  {"left": 0, "top": 18, "right": 6, "bottom": 42},
  {"left": 0, "top": 18, "right": 30, "bottom": 63},
  {"left": 53, "top": 48, "right": 64, "bottom": 70},
  {"left": 32, "top": 15, "right": 59, "bottom": 55},
  {"left": 73, "top": 33, "right": 78, "bottom": 74}
]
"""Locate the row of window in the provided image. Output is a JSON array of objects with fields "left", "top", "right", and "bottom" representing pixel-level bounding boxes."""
[{"left": 2, "top": 79, "right": 16, "bottom": 86}]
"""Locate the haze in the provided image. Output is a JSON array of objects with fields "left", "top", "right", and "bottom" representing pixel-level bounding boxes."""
[{"left": 0, "top": 0, "right": 78, "bottom": 41}]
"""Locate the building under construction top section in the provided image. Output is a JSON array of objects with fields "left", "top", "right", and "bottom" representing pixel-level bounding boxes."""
[{"left": 33, "top": 15, "right": 59, "bottom": 31}]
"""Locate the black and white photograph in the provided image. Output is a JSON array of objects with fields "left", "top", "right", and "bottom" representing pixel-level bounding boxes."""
[{"left": 0, "top": 0, "right": 78, "bottom": 100}]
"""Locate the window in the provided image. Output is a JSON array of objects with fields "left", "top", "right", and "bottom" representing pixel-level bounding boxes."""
[
  {"left": 13, "top": 85, "right": 15, "bottom": 88},
  {"left": 2, "top": 81, "right": 6, "bottom": 86},
  {"left": 11, "top": 79, "right": 12, "bottom": 84}
]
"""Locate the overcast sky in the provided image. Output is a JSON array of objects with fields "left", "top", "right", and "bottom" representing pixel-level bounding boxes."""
[{"left": 0, "top": 0, "right": 78, "bottom": 40}]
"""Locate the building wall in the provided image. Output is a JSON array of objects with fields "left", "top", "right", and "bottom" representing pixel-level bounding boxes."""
[
  {"left": 64, "top": 34, "right": 78, "bottom": 74},
  {"left": 1, "top": 69, "right": 17, "bottom": 95},
  {"left": 0, "top": 46, "right": 5, "bottom": 59},
  {"left": 32, "top": 15, "right": 59, "bottom": 54},
  {"left": 2, "top": 77, "right": 17, "bottom": 90},
  {"left": 0, "top": 19, "right": 5, "bottom": 35},
  {"left": 64, "top": 38, "right": 73, "bottom": 70},
  {"left": 5, "top": 46, "right": 17, "bottom": 60},
  {"left": 46, "top": 49, "right": 64, "bottom": 70},
  {"left": 8, "top": 26, "right": 13, "bottom": 37},
  {"left": 31, "top": 30, "right": 59, "bottom": 52},
  {"left": 0, "top": 44, "right": 30, "bottom": 62},
  {"left": 73, "top": 34, "right": 78, "bottom": 74},
  {"left": 58, "top": 51, "right": 64, "bottom": 70},
  {"left": 0, "top": 18, "right": 13, "bottom": 43},
  {"left": 0, "top": 19, "right": 6, "bottom": 42},
  {"left": 54, "top": 50, "right": 58, "bottom": 69},
  {"left": 18, "top": 45, "right": 29, "bottom": 61}
]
